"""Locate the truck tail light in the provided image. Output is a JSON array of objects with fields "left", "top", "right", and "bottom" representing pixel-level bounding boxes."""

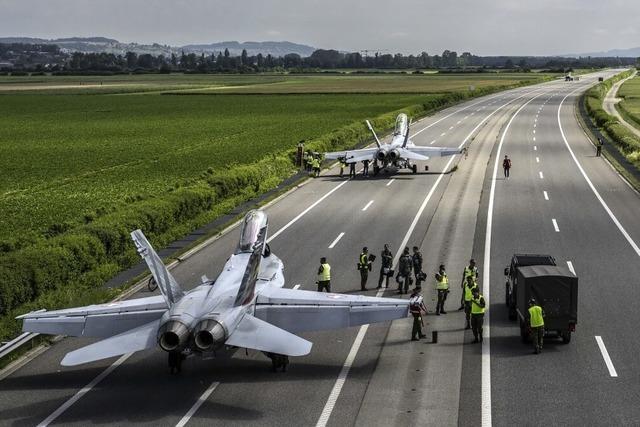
[{"left": 569, "top": 323, "right": 576, "bottom": 332}]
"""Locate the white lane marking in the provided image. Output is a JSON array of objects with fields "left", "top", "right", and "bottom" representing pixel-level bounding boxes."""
[
  {"left": 470, "top": 112, "right": 475, "bottom": 115},
  {"left": 362, "top": 200, "right": 374, "bottom": 211},
  {"left": 543, "top": 191, "right": 549, "bottom": 200},
  {"left": 539, "top": 171, "right": 544, "bottom": 179},
  {"left": 429, "top": 139, "right": 437, "bottom": 145},
  {"left": 482, "top": 90, "right": 547, "bottom": 427},
  {"left": 37, "top": 353, "right": 133, "bottom": 427},
  {"left": 534, "top": 123, "right": 537, "bottom": 128},
  {"left": 267, "top": 180, "right": 349, "bottom": 243},
  {"left": 534, "top": 145, "right": 537, "bottom": 151},
  {"left": 566, "top": 261, "right": 575, "bottom": 275},
  {"left": 457, "top": 120, "right": 462, "bottom": 124},
  {"left": 552, "top": 218, "right": 560, "bottom": 232},
  {"left": 293, "top": 284, "right": 301, "bottom": 290},
  {"left": 441, "top": 132, "right": 446, "bottom": 136},
  {"left": 176, "top": 381, "right": 220, "bottom": 427},
  {"left": 533, "top": 137, "right": 536, "bottom": 141},
  {"left": 595, "top": 336, "right": 618, "bottom": 377},
  {"left": 449, "top": 126, "right": 454, "bottom": 130},
  {"left": 557, "top": 87, "right": 640, "bottom": 258},
  {"left": 536, "top": 157, "right": 540, "bottom": 163},
  {"left": 533, "top": 129, "right": 536, "bottom": 134},
  {"left": 316, "top": 89, "right": 544, "bottom": 427},
  {"left": 328, "top": 232, "right": 345, "bottom": 249},
  {"left": 386, "top": 178, "right": 395, "bottom": 186},
  {"left": 464, "top": 115, "right": 469, "bottom": 119}
]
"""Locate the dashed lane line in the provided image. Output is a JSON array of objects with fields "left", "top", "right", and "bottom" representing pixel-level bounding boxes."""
[
  {"left": 429, "top": 140, "right": 437, "bottom": 145},
  {"left": 175, "top": 381, "right": 220, "bottom": 427},
  {"left": 534, "top": 146, "right": 537, "bottom": 151},
  {"left": 536, "top": 157, "right": 540, "bottom": 163},
  {"left": 566, "top": 261, "right": 575, "bottom": 275},
  {"left": 552, "top": 218, "right": 560, "bottom": 232},
  {"left": 362, "top": 200, "right": 374, "bottom": 211},
  {"left": 328, "top": 232, "right": 345, "bottom": 249},
  {"left": 543, "top": 191, "right": 549, "bottom": 200},
  {"left": 386, "top": 179, "right": 395, "bottom": 187},
  {"left": 595, "top": 336, "right": 618, "bottom": 377},
  {"left": 539, "top": 171, "right": 544, "bottom": 179},
  {"left": 293, "top": 284, "right": 301, "bottom": 290}
]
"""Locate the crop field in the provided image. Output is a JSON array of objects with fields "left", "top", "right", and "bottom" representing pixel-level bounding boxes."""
[{"left": 618, "top": 74, "right": 640, "bottom": 129}]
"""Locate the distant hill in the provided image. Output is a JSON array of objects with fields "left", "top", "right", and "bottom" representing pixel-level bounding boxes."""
[
  {"left": 564, "top": 46, "right": 640, "bottom": 58},
  {"left": 0, "top": 37, "right": 316, "bottom": 58},
  {"left": 181, "top": 41, "right": 316, "bottom": 57}
]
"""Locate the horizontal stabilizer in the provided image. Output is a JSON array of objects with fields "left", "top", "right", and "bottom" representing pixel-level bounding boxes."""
[
  {"left": 399, "top": 148, "right": 429, "bottom": 161},
  {"left": 225, "top": 314, "right": 312, "bottom": 356},
  {"left": 61, "top": 319, "right": 160, "bottom": 366}
]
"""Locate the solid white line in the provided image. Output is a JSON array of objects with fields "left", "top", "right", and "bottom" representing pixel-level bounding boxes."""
[
  {"left": 534, "top": 146, "right": 537, "bottom": 151},
  {"left": 176, "top": 381, "right": 220, "bottom": 427},
  {"left": 293, "top": 284, "right": 301, "bottom": 290},
  {"left": 566, "top": 261, "right": 575, "bottom": 275},
  {"left": 552, "top": 218, "right": 560, "bottom": 232},
  {"left": 536, "top": 157, "right": 540, "bottom": 163},
  {"left": 595, "top": 336, "right": 618, "bottom": 377},
  {"left": 328, "top": 232, "right": 345, "bottom": 249},
  {"left": 362, "top": 200, "right": 374, "bottom": 211},
  {"left": 539, "top": 171, "right": 544, "bottom": 179},
  {"left": 557, "top": 88, "right": 640, "bottom": 258},
  {"left": 37, "top": 353, "right": 133, "bottom": 427},
  {"left": 386, "top": 178, "right": 395, "bottom": 186},
  {"left": 316, "top": 88, "right": 544, "bottom": 427},
  {"left": 543, "top": 191, "right": 549, "bottom": 200},
  {"left": 267, "top": 180, "right": 349, "bottom": 243},
  {"left": 482, "top": 90, "right": 547, "bottom": 427}
]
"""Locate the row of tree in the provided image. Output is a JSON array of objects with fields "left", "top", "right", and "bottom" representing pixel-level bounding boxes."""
[{"left": 1, "top": 43, "right": 638, "bottom": 73}]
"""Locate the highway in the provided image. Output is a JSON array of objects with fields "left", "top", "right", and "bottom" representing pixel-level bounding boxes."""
[{"left": 0, "top": 69, "right": 635, "bottom": 426}]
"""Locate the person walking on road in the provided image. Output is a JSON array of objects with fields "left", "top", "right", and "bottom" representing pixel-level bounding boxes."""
[
  {"left": 397, "top": 247, "right": 413, "bottom": 294},
  {"left": 596, "top": 137, "right": 603, "bottom": 157},
  {"left": 464, "top": 275, "right": 478, "bottom": 329},
  {"left": 363, "top": 159, "right": 370, "bottom": 176},
  {"left": 317, "top": 257, "right": 331, "bottom": 292},
  {"left": 312, "top": 156, "right": 321, "bottom": 177},
  {"left": 503, "top": 155, "right": 512, "bottom": 179},
  {"left": 528, "top": 298, "right": 545, "bottom": 354},
  {"left": 339, "top": 157, "right": 346, "bottom": 177},
  {"left": 349, "top": 162, "right": 356, "bottom": 179},
  {"left": 459, "top": 259, "right": 479, "bottom": 310},
  {"left": 412, "top": 246, "right": 424, "bottom": 290},
  {"left": 409, "top": 289, "right": 428, "bottom": 341},
  {"left": 378, "top": 244, "right": 393, "bottom": 289},
  {"left": 435, "top": 264, "right": 449, "bottom": 315},
  {"left": 358, "top": 247, "right": 371, "bottom": 291},
  {"left": 470, "top": 287, "right": 486, "bottom": 343}
]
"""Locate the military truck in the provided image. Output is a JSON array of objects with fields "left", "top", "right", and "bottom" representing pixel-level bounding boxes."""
[{"left": 504, "top": 254, "right": 578, "bottom": 343}]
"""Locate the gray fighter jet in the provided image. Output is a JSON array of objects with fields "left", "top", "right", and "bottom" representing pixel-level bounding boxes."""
[
  {"left": 324, "top": 113, "right": 461, "bottom": 175},
  {"left": 18, "top": 210, "right": 408, "bottom": 368}
]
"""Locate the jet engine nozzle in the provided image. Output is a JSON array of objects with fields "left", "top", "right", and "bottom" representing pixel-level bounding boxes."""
[
  {"left": 193, "top": 319, "right": 227, "bottom": 352},
  {"left": 376, "top": 149, "right": 387, "bottom": 161},
  {"left": 389, "top": 149, "right": 400, "bottom": 160},
  {"left": 157, "top": 320, "right": 190, "bottom": 352}
]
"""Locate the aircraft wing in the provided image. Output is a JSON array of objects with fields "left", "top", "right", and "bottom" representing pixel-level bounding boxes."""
[
  {"left": 254, "top": 287, "right": 409, "bottom": 334},
  {"left": 324, "top": 148, "right": 378, "bottom": 163},
  {"left": 225, "top": 313, "right": 312, "bottom": 356},
  {"left": 17, "top": 295, "right": 168, "bottom": 338},
  {"left": 406, "top": 145, "right": 463, "bottom": 157}
]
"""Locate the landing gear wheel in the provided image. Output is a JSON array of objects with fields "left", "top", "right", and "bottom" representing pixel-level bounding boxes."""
[
  {"left": 148, "top": 277, "right": 158, "bottom": 292},
  {"left": 412, "top": 164, "right": 417, "bottom": 174}
]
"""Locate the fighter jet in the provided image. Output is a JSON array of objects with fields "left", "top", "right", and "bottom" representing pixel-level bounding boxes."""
[
  {"left": 18, "top": 210, "right": 408, "bottom": 369},
  {"left": 324, "top": 113, "right": 461, "bottom": 175}
]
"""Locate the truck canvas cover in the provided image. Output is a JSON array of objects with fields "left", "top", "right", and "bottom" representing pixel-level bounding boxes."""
[
  {"left": 512, "top": 254, "right": 556, "bottom": 268},
  {"left": 516, "top": 265, "right": 578, "bottom": 323}
]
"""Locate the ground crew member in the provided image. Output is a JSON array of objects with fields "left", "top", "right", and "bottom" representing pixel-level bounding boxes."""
[
  {"left": 378, "top": 244, "right": 393, "bottom": 288},
  {"left": 302, "top": 151, "right": 309, "bottom": 170},
  {"left": 397, "top": 247, "right": 413, "bottom": 294},
  {"left": 503, "top": 155, "right": 512, "bottom": 178},
  {"left": 459, "top": 259, "right": 479, "bottom": 310},
  {"left": 358, "top": 247, "right": 371, "bottom": 291},
  {"left": 528, "top": 298, "right": 545, "bottom": 354},
  {"left": 596, "top": 137, "right": 603, "bottom": 157},
  {"left": 409, "top": 289, "right": 428, "bottom": 341},
  {"left": 305, "top": 151, "right": 313, "bottom": 172},
  {"left": 317, "top": 257, "right": 331, "bottom": 292},
  {"left": 435, "top": 264, "right": 449, "bottom": 315},
  {"left": 168, "top": 350, "right": 185, "bottom": 374},
  {"left": 464, "top": 275, "right": 478, "bottom": 329},
  {"left": 339, "top": 157, "right": 346, "bottom": 177},
  {"left": 412, "top": 246, "right": 424, "bottom": 290},
  {"left": 363, "top": 159, "right": 370, "bottom": 176},
  {"left": 470, "top": 287, "right": 486, "bottom": 343},
  {"left": 312, "top": 156, "right": 321, "bottom": 177},
  {"left": 349, "top": 162, "right": 356, "bottom": 178}
]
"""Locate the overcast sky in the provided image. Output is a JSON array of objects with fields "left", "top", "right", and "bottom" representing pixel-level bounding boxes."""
[{"left": 1, "top": 0, "right": 638, "bottom": 56}]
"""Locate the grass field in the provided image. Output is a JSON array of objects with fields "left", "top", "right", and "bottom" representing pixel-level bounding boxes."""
[{"left": 618, "top": 74, "right": 640, "bottom": 129}]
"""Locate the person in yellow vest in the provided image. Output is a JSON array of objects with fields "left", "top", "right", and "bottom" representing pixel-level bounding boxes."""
[
  {"left": 358, "top": 247, "right": 371, "bottom": 291},
  {"left": 459, "top": 259, "right": 478, "bottom": 310},
  {"left": 470, "top": 287, "right": 486, "bottom": 343},
  {"left": 435, "top": 264, "right": 449, "bottom": 315},
  {"left": 312, "top": 156, "right": 321, "bottom": 177},
  {"left": 317, "top": 257, "right": 331, "bottom": 292},
  {"left": 528, "top": 298, "right": 545, "bottom": 354},
  {"left": 464, "top": 275, "right": 478, "bottom": 329}
]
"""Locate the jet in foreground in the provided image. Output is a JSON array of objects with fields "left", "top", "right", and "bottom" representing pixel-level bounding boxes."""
[
  {"left": 324, "top": 113, "right": 461, "bottom": 175},
  {"left": 18, "top": 210, "right": 408, "bottom": 368}
]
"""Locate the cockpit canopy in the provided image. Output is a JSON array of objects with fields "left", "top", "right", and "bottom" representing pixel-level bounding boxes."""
[
  {"left": 394, "top": 113, "right": 408, "bottom": 136},
  {"left": 236, "top": 210, "right": 267, "bottom": 253}
]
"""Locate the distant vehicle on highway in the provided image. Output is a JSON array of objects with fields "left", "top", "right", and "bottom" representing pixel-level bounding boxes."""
[
  {"left": 504, "top": 254, "right": 578, "bottom": 344},
  {"left": 18, "top": 210, "right": 409, "bottom": 370},
  {"left": 324, "top": 113, "right": 461, "bottom": 175}
]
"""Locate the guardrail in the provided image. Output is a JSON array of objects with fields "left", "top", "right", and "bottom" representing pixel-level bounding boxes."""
[{"left": 0, "top": 332, "right": 40, "bottom": 360}]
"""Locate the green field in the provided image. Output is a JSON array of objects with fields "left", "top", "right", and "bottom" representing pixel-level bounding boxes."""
[{"left": 618, "top": 74, "right": 640, "bottom": 130}]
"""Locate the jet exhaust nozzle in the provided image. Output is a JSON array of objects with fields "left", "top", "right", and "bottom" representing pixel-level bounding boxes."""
[
  {"left": 389, "top": 149, "right": 400, "bottom": 160},
  {"left": 193, "top": 319, "right": 227, "bottom": 352},
  {"left": 376, "top": 149, "right": 387, "bottom": 161},
  {"left": 157, "top": 320, "right": 190, "bottom": 352}
]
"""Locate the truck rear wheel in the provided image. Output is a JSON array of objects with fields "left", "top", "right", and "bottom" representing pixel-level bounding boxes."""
[{"left": 561, "top": 331, "right": 571, "bottom": 344}]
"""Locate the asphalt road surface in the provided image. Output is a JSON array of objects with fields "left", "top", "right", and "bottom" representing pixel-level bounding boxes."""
[{"left": 0, "top": 69, "right": 634, "bottom": 427}]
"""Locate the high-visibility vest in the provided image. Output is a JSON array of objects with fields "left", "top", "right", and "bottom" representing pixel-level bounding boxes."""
[
  {"left": 464, "top": 266, "right": 478, "bottom": 280},
  {"left": 318, "top": 263, "right": 331, "bottom": 281},
  {"left": 471, "top": 295, "right": 486, "bottom": 314},
  {"left": 464, "top": 282, "right": 478, "bottom": 301},
  {"left": 529, "top": 305, "right": 544, "bottom": 327},
  {"left": 436, "top": 273, "right": 449, "bottom": 290},
  {"left": 312, "top": 158, "right": 320, "bottom": 168},
  {"left": 359, "top": 253, "right": 368, "bottom": 268}
]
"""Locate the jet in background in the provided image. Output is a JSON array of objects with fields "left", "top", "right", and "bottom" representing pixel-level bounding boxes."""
[
  {"left": 324, "top": 113, "right": 461, "bottom": 175},
  {"left": 18, "top": 210, "right": 408, "bottom": 370}
]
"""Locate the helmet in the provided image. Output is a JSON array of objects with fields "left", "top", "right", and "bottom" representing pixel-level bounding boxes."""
[{"left": 528, "top": 298, "right": 536, "bottom": 306}]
